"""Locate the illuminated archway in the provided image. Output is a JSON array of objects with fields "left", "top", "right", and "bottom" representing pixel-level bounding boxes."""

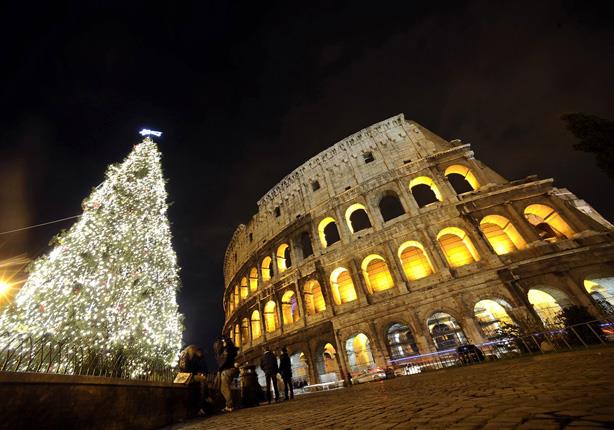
[
  {"left": 290, "top": 352, "right": 310, "bottom": 384},
  {"left": 524, "top": 204, "right": 574, "bottom": 241},
  {"left": 318, "top": 217, "right": 341, "bottom": 248},
  {"left": 427, "top": 312, "right": 467, "bottom": 350},
  {"left": 229, "top": 294, "right": 235, "bottom": 313},
  {"left": 398, "top": 241, "right": 434, "bottom": 280},
  {"left": 240, "top": 277, "right": 248, "bottom": 300},
  {"left": 444, "top": 164, "right": 480, "bottom": 193},
  {"left": 345, "top": 203, "right": 372, "bottom": 233},
  {"left": 249, "top": 267, "right": 258, "bottom": 293},
  {"left": 345, "top": 333, "right": 375, "bottom": 372},
  {"left": 330, "top": 267, "right": 357, "bottom": 305},
  {"left": 528, "top": 289, "right": 565, "bottom": 327},
  {"left": 264, "top": 300, "right": 279, "bottom": 332},
  {"left": 281, "top": 290, "right": 300, "bottom": 325},
  {"left": 361, "top": 254, "right": 394, "bottom": 293},
  {"left": 473, "top": 299, "right": 514, "bottom": 339},
  {"left": 241, "top": 317, "right": 250, "bottom": 344},
  {"left": 315, "top": 342, "right": 340, "bottom": 382},
  {"left": 234, "top": 285, "right": 240, "bottom": 307},
  {"left": 386, "top": 323, "right": 419, "bottom": 359},
  {"left": 234, "top": 324, "right": 241, "bottom": 347},
  {"left": 304, "top": 280, "right": 326, "bottom": 315},
  {"left": 276, "top": 244, "right": 291, "bottom": 272},
  {"left": 261, "top": 256, "right": 273, "bottom": 281},
  {"left": 251, "top": 310, "right": 262, "bottom": 339},
  {"left": 584, "top": 278, "right": 614, "bottom": 312},
  {"left": 437, "top": 227, "right": 480, "bottom": 267},
  {"left": 409, "top": 176, "right": 442, "bottom": 207},
  {"left": 480, "top": 215, "right": 526, "bottom": 255}
]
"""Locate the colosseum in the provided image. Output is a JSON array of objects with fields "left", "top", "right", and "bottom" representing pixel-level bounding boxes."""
[{"left": 222, "top": 113, "right": 614, "bottom": 385}]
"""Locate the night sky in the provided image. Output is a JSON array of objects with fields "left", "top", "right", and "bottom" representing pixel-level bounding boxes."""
[{"left": 1, "top": 1, "right": 613, "bottom": 357}]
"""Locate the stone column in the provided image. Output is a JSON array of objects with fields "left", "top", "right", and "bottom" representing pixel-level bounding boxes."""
[
  {"left": 383, "top": 240, "right": 409, "bottom": 293},
  {"left": 349, "top": 258, "right": 372, "bottom": 305},
  {"left": 461, "top": 316, "right": 486, "bottom": 345},
  {"left": 396, "top": 179, "right": 420, "bottom": 218},
  {"left": 303, "top": 344, "right": 318, "bottom": 385},
  {"left": 332, "top": 330, "right": 352, "bottom": 384},
  {"left": 504, "top": 202, "right": 541, "bottom": 244},
  {"left": 369, "top": 321, "right": 389, "bottom": 368},
  {"left": 548, "top": 197, "right": 586, "bottom": 235}
]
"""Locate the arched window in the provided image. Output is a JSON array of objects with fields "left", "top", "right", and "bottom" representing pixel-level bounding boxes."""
[
  {"left": 251, "top": 310, "right": 262, "bottom": 340},
  {"left": 444, "top": 164, "right": 480, "bottom": 193},
  {"left": 290, "top": 352, "right": 310, "bottom": 384},
  {"left": 524, "top": 204, "right": 574, "bottom": 241},
  {"left": 398, "top": 241, "right": 434, "bottom": 281},
  {"left": 276, "top": 243, "right": 292, "bottom": 272},
  {"left": 584, "top": 278, "right": 614, "bottom": 314},
  {"left": 330, "top": 267, "right": 357, "bottom": 305},
  {"left": 437, "top": 227, "right": 480, "bottom": 268},
  {"left": 409, "top": 176, "right": 443, "bottom": 208},
  {"left": 304, "top": 280, "right": 326, "bottom": 315},
  {"left": 361, "top": 254, "right": 394, "bottom": 293},
  {"left": 427, "top": 312, "right": 467, "bottom": 350},
  {"left": 528, "top": 289, "right": 565, "bottom": 327},
  {"left": 480, "top": 215, "right": 527, "bottom": 255},
  {"left": 249, "top": 267, "right": 258, "bottom": 293},
  {"left": 229, "top": 293, "right": 235, "bottom": 313},
  {"left": 234, "top": 285, "right": 240, "bottom": 307},
  {"left": 473, "top": 299, "right": 514, "bottom": 339},
  {"left": 318, "top": 217, "right": 341, "bottom": 247},
  {"left": 386, "top": 323, "right": 419, "bottom": 359},
  {"left": 241, "top": 318, "right": 250, "bottom": 344},
  {"left": 261, "top": 256, "right": 273, "bottom": 281},
  {"left": 299, "top": 231, "right": 314, "bottom": 258},
  {"left": 240, "top": 277, "right": 248, "bottom": 300},
  {"left": 234, "top": 324, "right": 241, "bottom": 347},
  {"left": 315, "top": 343, "right": 340, "bottom": 382},
  {"left": 379, "top": 193, "right": 405, "bottom": 222},
  {"left": 281, "top": 290, "right": 300, "bottom": 325},
  {"left": 345, "top": 333, "right": 374, "bottom": 372},
  {"left": 345, "top": 203, "right": 372, "bottom": 233},
  {"left": 263, "top": 300, "right": 279, "bottom": 333}
]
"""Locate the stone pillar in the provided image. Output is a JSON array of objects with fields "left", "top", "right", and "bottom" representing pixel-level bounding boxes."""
[
  {"left": 303, "top": 345, "right": 318, "bottom": 385},
  {"left": 348, "top": 258, "right": 372, "bottom": 305},
  {"left": 369, "top": 321, "right": 389, "bottom": 368},
  {"left": 333, "top": 205, "right": 352, "bottom": 245},
  {"left": 383, "top": 241, "right": 409, "bottom": 293},
  {"left": 396, "top": 179, "right": 420, "bottom": 218},
  {"left": 504, "top": 202, "right": 541, "bottom": 244},
  {"left": 315, "top": 261, "right": 337, "bottom": 316},
  {"left": 548, "top": 197, "right": 587, "bottom": 235},
  {"left": 332, "top": 330, "right": 352, "bottom": 384},
  {"left": 461, "top": 317, "right": 486, "bottom": 345}
]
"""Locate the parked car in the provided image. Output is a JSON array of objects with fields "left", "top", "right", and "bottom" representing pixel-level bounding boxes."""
[{"left": 351, "top": 368, "right": 386, "bottom": 384}]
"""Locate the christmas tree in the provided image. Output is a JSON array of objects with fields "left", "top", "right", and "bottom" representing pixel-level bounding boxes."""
[{"left": 0, "top": 138, "right": 183, "bottom": 373}]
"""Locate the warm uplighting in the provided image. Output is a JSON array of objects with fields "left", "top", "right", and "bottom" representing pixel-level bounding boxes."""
[
  {"left": 437, "top": 227, "right": 480, "bottom": 268},
  {"left": 330, "top": 267, "right": 357, "bottom": 305},
  {"left": 444, "top": 164, "right": 480, "bottom": 191},
  {"left": 398, "top": 241, "right": 434, "bottom": 280},
  {"left": 304, "top": 280, "right": 326, "bottom": 315},
  {"left": 318, "top": 217, "right": 340, "bottom": 248},
  {"left": 361, "top": 254, "right": 394, "bottom": 293},
  {"left": 480, "top": 215, "right": 526, "bottom": 255},
  {"left": 524, "top": 204, "right": 574, "bottom": 241}
]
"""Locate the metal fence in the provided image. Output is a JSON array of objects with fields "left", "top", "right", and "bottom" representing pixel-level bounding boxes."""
[
  {"left": 389, "top": 319, "right": 614, "bottom": 375},
  {"left": 0, "top": 333, "right": 177, "bottom": 382}
]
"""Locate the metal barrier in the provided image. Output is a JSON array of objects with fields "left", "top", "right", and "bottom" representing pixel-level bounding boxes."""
[
  {"left": 389, "top": 319, "right": 614, "bottom": 375},
  {"left": 0, "top": 332, "right": 177, "bottom": 382}
]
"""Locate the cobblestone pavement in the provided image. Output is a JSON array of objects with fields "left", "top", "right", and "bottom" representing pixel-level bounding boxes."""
[{"left": 167, "top": 347, "right": 614, "bottom": 430}]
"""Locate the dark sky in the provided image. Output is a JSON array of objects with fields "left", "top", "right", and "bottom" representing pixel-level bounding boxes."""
[{"left": 1, "top": 1, "right": 613, "bottom": 356}]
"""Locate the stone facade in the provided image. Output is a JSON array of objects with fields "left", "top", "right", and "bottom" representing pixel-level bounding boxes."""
[{"left": 221, "top": 114, "right": 614, "bottom": 385}]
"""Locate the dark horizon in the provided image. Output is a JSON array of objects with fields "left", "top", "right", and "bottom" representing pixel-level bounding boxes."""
[{"left": 1, "top": 1, "right": 613, "bottom": 359}]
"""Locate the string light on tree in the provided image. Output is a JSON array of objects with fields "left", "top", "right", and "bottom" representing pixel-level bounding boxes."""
[{"left": 0, "top": 135, "right": 183, "bottom": 371}]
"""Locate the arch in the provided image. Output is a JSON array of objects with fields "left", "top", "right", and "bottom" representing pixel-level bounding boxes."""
[
  {"left": 437, "top": 227, "right": 480, "bottom": 268},
  {"left": 480, "top": 215, "right": 526, "bottom": 255},
  {"left": 345, "top": 203, "right": 372, "bottom": 233},
  {"left": 299, "top": 231, "right": 314, "bottom": 258},
  {"left": 427, "top": 312, "right": 467, "bottom": 350},
  {"left": 379, "top": 193, "right": 405, "bottom": 222},
  {"left": 528, "top": 288, "right": 565, "bottom": 327},
  {"left": 281, "top": 290, "right": 300, "bottom": 325},
  {"left": 290, "top": 352, "right": 310, "bottom": 384},
  {"left": 409, "top": 176, "right": 443, "bottom": 207},
  {"left": 250, "top": 310, "right": 262, "bottom": 340},
  {"left": 444, "top": 164, "right": 480, "bottom": 193},
  {"left": 361, "top": 254, "right": 394, "bottom": 293},
  {"left": 240, "top": 278, "right": 248, "bottom": 300},
  {"left": 234, "top": 324, "right": 241, "bottom": 347},
  {"left": 584, "top": 277, "right": 614, "bottom": 313},
  {"left": 330, "top": 267, "right": 357, "bottom": 305},
  {"left": 345, "top": 333, "right": 375, "bottom": 372},
  {"left": 263, "top": 300, "right": 279, "bottom": 333},
  {"left": 524, "top": 204, "right": 575, "bottom": 241},
  {"left": 473, "top": 299, "right": 515, "bottom": 339},
  {"left": 234, "top": 285, "right": 240, "bottom": 307},
  {"left": 304, "top": 280, "right": 326, "bottom": 315},
  {"left": 241, "top": 317, "right": 250, "bottom": 344},
  {"left": 315, "top": 342, "right": 340, "bottom": 383},
  {"left": 276, "top": 243, "right": 292, "bottom": 272},
  {"left": 249, "top": 267, "right": 258, "bottom": 293},
  {"left": 318, "top": 217, "right": 340, "bottom": 248},
  {"left": 386, "top": 322, "right": 419, "bottom": 360},
  {"left": 261, "top": 256, "right": 273, "bottom": 281},
  {"left": 398, "top": 241, "right": 434, "bottom": 281}
]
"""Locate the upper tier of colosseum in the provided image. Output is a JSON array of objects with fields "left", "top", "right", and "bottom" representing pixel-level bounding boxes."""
[{"left": 223, "top": 113, "right": 505, "bottom": 284}]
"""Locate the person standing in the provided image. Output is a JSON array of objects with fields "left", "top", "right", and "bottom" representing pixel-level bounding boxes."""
[
  {"left": 214, "top": 336, "right": 238, "bottom": 412},
  {"left": 260, "top": 346, "right": 279, "bottom": 404},
  {"left": 278, "top": 346, "right": 294, "bottom": 400}
]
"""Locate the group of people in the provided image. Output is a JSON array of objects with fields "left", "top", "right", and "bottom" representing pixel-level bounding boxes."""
[{"left": 178, "top": 337, "right": 295, "bottom": 416}]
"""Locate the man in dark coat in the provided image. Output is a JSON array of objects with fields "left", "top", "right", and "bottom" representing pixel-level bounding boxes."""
[
  {"left": 214, "top": 336, "right": 239, "bottom": 412},
  {"left": 179, "top": 345, "right": 209, "bottom": 415},
  {"left": 278, "top": 346, "right": 294, "bottom": 400},
  {"left": 259, "top": 346, "right": 279, "bottom": 404}
]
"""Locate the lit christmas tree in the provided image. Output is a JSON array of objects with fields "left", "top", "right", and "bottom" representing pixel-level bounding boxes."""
[{"left": 0, "top": 137, "right": 183, "bottom": 372}]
